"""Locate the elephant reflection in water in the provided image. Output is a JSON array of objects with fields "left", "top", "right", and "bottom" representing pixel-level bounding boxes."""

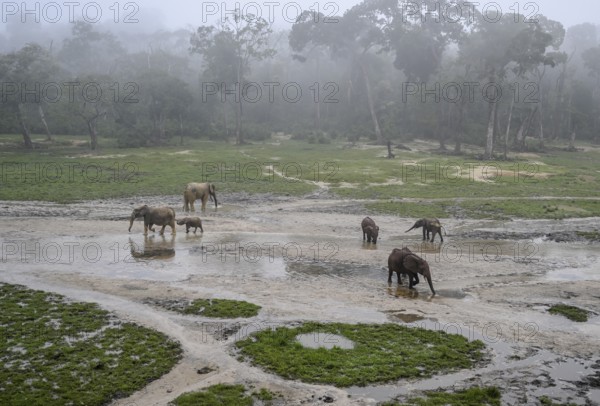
[{"left": 129, "top": 234, "right": 175, "bottom": 259}]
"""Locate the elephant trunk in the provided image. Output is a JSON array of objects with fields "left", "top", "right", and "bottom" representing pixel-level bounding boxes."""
[
  {"left": 128, "top": 214, "right": 135, "bottom": 232},
  {"left": 210, "top": 184, "right": 218, "bottom": 208},
  {"left": 405, "top": 225, "right": 416, "bottom": 233},
  {"left": 426, "top": 276, "right": 436, "bottom": 296}
]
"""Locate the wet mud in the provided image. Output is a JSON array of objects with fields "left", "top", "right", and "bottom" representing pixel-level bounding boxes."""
[{"left": 0, "top": 196, "right": 599, "bottom": 405}]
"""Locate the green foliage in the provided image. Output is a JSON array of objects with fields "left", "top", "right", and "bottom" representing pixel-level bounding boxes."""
[
  {"left": 236, "top": 322, "right": 485, "bottom": 387},
  {"left": 0, "top": 283, "right": 182, "bottom": 406},
  {"left": 383, "top": 386, "right": 501, "bottom": 406},
  {"left": 180, "top": 299, "right": 261, "bottom": 318},
  {"left": 149, "top": 298, "right": 260, "bottom": 318},
  {"left": 170, "top": 384, "right": 253, "bottom": 406},
  {"left": 538, "top": 395, "right": 578, "bottom": 406},
  {"left": 548, "top": 304, "right": 590, "bottom": 322}
]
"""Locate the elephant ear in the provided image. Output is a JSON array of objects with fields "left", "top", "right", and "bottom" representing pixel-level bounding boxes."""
[{"left": 402, "top": 255, "right": 422, "bottom": 275}]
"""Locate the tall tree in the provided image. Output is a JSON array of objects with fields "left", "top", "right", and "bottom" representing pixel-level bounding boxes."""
[
  {"left": 0, "top": 44, "right": 57, "bottom": 149},
  {"left": 460, "top": 13, "right": 558, "bottom": 158},
  {"left": 190, "top": 13, "right": 275, "bottom": 144}
]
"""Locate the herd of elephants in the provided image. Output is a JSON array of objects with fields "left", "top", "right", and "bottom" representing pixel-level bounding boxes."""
[{"left": 128, "top": 182, "right": 442, "bottom": 296}]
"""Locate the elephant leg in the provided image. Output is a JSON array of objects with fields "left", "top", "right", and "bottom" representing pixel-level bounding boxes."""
[
  {"left": 363, "top": 231, "right": 366, "bottom": 241},
  {"left": 143, "top": 224, "right": 148, "bottom": 235},
  {"left": 148, "top": 223, "right": 155, "bottom": 232},
  {"left": 186, "top": 225, "right": 190, "bottom": 233},
  {"left": 159, "top": 225, "right": 166, "bottom": 235},
  {"left": 422, "top": 227, "right": 427, "bottom": 240},
  {"left": 193, "top": 227, "right": 197, "bottom": 233},
  {"left": 439, "top": 231, "right": 444, "bottom": 243},
  {"left": 201, "top": 194, "right": 208, "bottom": 211},
  {"left": 387, "top": 268, "right": 393, "bottom": 284},
  {"left": 190, "top": 200, "right": 195, "bottom": 212}
]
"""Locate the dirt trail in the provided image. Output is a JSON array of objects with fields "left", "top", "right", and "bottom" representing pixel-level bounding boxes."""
[{"left": 1, "top": 196, "right": 599, "bottom": 405}]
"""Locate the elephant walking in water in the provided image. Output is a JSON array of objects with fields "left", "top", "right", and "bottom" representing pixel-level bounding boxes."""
[
  {"left": 129, "top": 205, "right": 176, "bottom": 235},
  {"left": 388, "top": 247, "right": 435, "bottom": 295},
  {"left": 183, "top": 182, "right": 217, "bottom": 212},
  {"left": 406, "top": 218, "right": 445, "bottom": 243}
]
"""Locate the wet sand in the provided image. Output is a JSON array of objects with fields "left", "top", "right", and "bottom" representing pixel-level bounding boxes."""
[{"left": 1, "top": 196, "right": 599, "bottom": 405}]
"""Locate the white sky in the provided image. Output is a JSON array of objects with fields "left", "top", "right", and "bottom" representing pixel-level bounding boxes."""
[{"left": 0, "top": 1, "right": 597, "bottom": 33}]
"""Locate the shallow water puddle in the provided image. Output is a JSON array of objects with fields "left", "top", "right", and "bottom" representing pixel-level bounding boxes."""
[{"left": 295, "top": 333, "right": 355, "bottom": 350}]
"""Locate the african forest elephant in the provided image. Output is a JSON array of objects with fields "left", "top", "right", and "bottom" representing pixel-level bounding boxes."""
[
  {"left": 177, "top": 217, "right": 203, "bottom": 233},
  {"left": 183, "top": 182, "right": 217, "bottom": 212},
  {"left": 129, "top": 205, "right": 176, "bottom": 235},
  {"left": 406, "top": 218, "right": 444, "bottom": 243},
  {"left": 361, "top": 217, "right": 379, "bottom": 243},
  {"left": 388, "top": 247, "right": 435, "bottom": 295}
]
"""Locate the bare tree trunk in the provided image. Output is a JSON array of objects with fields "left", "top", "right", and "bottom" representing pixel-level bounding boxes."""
[
  {"left": 357, "top": 57, "right": 383, "bottom": 144},
  {"left": 568, "top": 128, "right": 577, "bottom": 151},
  {"left": 454, "top": 98, "right": 465, "bottom": 154},
  {"left": 484, "top": 69, "right": 497, "bottom": 159},
  {"left": 38, "top": 104, "right": 52, "bottom": 141},
  {"left": 504, "top": 97, "right": 514, "bottom": 159},
  {"left": 179, "top": 113, "right": 184, "bottom": 146},
  {"left": 17, "top": 104, "right": 33, "bottom": 149},
  {"left": 515, "top": 105, "right": 538, "bottom": 151},
  {"left": 315, "top": 54, "right": 321, "bottom": 131},
  {"left": 88, "top": 120, "right": 98, "bottom": 151},
  {"left": 386, "top": 140, "right": 395, "bottom": 159},
  {"left": 438, "top": 102, "right": 447, "bottom": 150},
  {"left": 235, "top": 59, "right": 244, "bottom": 145},
  {"left": 484, "top": 101, "right": 496, "bottom": 159}
]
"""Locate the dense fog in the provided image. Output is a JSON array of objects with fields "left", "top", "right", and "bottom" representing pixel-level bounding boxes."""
[{"left": 1, "top": 0, "right": 599, "bottom": 154}]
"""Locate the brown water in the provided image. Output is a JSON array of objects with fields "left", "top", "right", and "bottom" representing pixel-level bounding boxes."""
[{"left": 1, "top": 198, "right": 599, "bottom": 405}]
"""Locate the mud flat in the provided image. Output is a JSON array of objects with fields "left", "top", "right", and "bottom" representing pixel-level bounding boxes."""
[{"left": 1, "top": 196, "right": 599, "bottom": 405}]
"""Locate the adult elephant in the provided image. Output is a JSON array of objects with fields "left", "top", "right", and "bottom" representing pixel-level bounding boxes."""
[
  {"left": 406, "top": 218, "right": 444, "bottom": 243},
  {"left": 387, "top": 247, "right": 435, "bottom": 295},
  {"left": 183, "top": 182, "right": 217, "bottom": 212},
  {"left": 128, "top": 205, "right": 176, "bottom": 235}
]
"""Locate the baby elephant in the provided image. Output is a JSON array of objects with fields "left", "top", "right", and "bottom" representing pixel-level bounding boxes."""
[
  {"left": 177, "top": 217, "right": 204, "bottom": 233},
  {"left": 361, "top": 216, "right": 379, "bottom": 243},
  {"left": 406, "top": 218, "right": 444, "bottom": 243}
]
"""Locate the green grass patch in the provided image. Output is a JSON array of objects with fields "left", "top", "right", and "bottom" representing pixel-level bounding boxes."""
[
  {"left": 183, "top": 299, "right": 261, "bottom": 318},
  {"left": 548, "top": 304, "right": 590, "bottom": 322},
  {"left": 538, "top": 395, "right": 578, "bottom": 406},
  {"left": 366, "top": 199, "right": 600, "bottom": 220},
  {"left": 383, "top": 386, "right": 501, "bottom": 405},
  {"left": 576, "top": 230, "right": 600, "bottom": 241},
  {"left": 148, "top": 298, "right": 261, "bottom": 318},
  {"left": 169, "top": 384, "right": 253, "bottom": 406},
  {"left": 3, "top": 136, "right": 600, "bottom": 220},
  {"left": 235, "top": 322, "right": 485, "bottom": 387},
  {"left": 0, "top": 283, "right": 182, "bottom": 406}
]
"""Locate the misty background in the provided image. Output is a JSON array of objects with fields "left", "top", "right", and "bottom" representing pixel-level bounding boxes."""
[{"left": 1, "top": 0, "right": 599, "bottom": 155}]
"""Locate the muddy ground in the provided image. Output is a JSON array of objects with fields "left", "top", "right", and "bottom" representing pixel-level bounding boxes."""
[{"left": 1, "top": 194, "right": 599, "bottom": 405}]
